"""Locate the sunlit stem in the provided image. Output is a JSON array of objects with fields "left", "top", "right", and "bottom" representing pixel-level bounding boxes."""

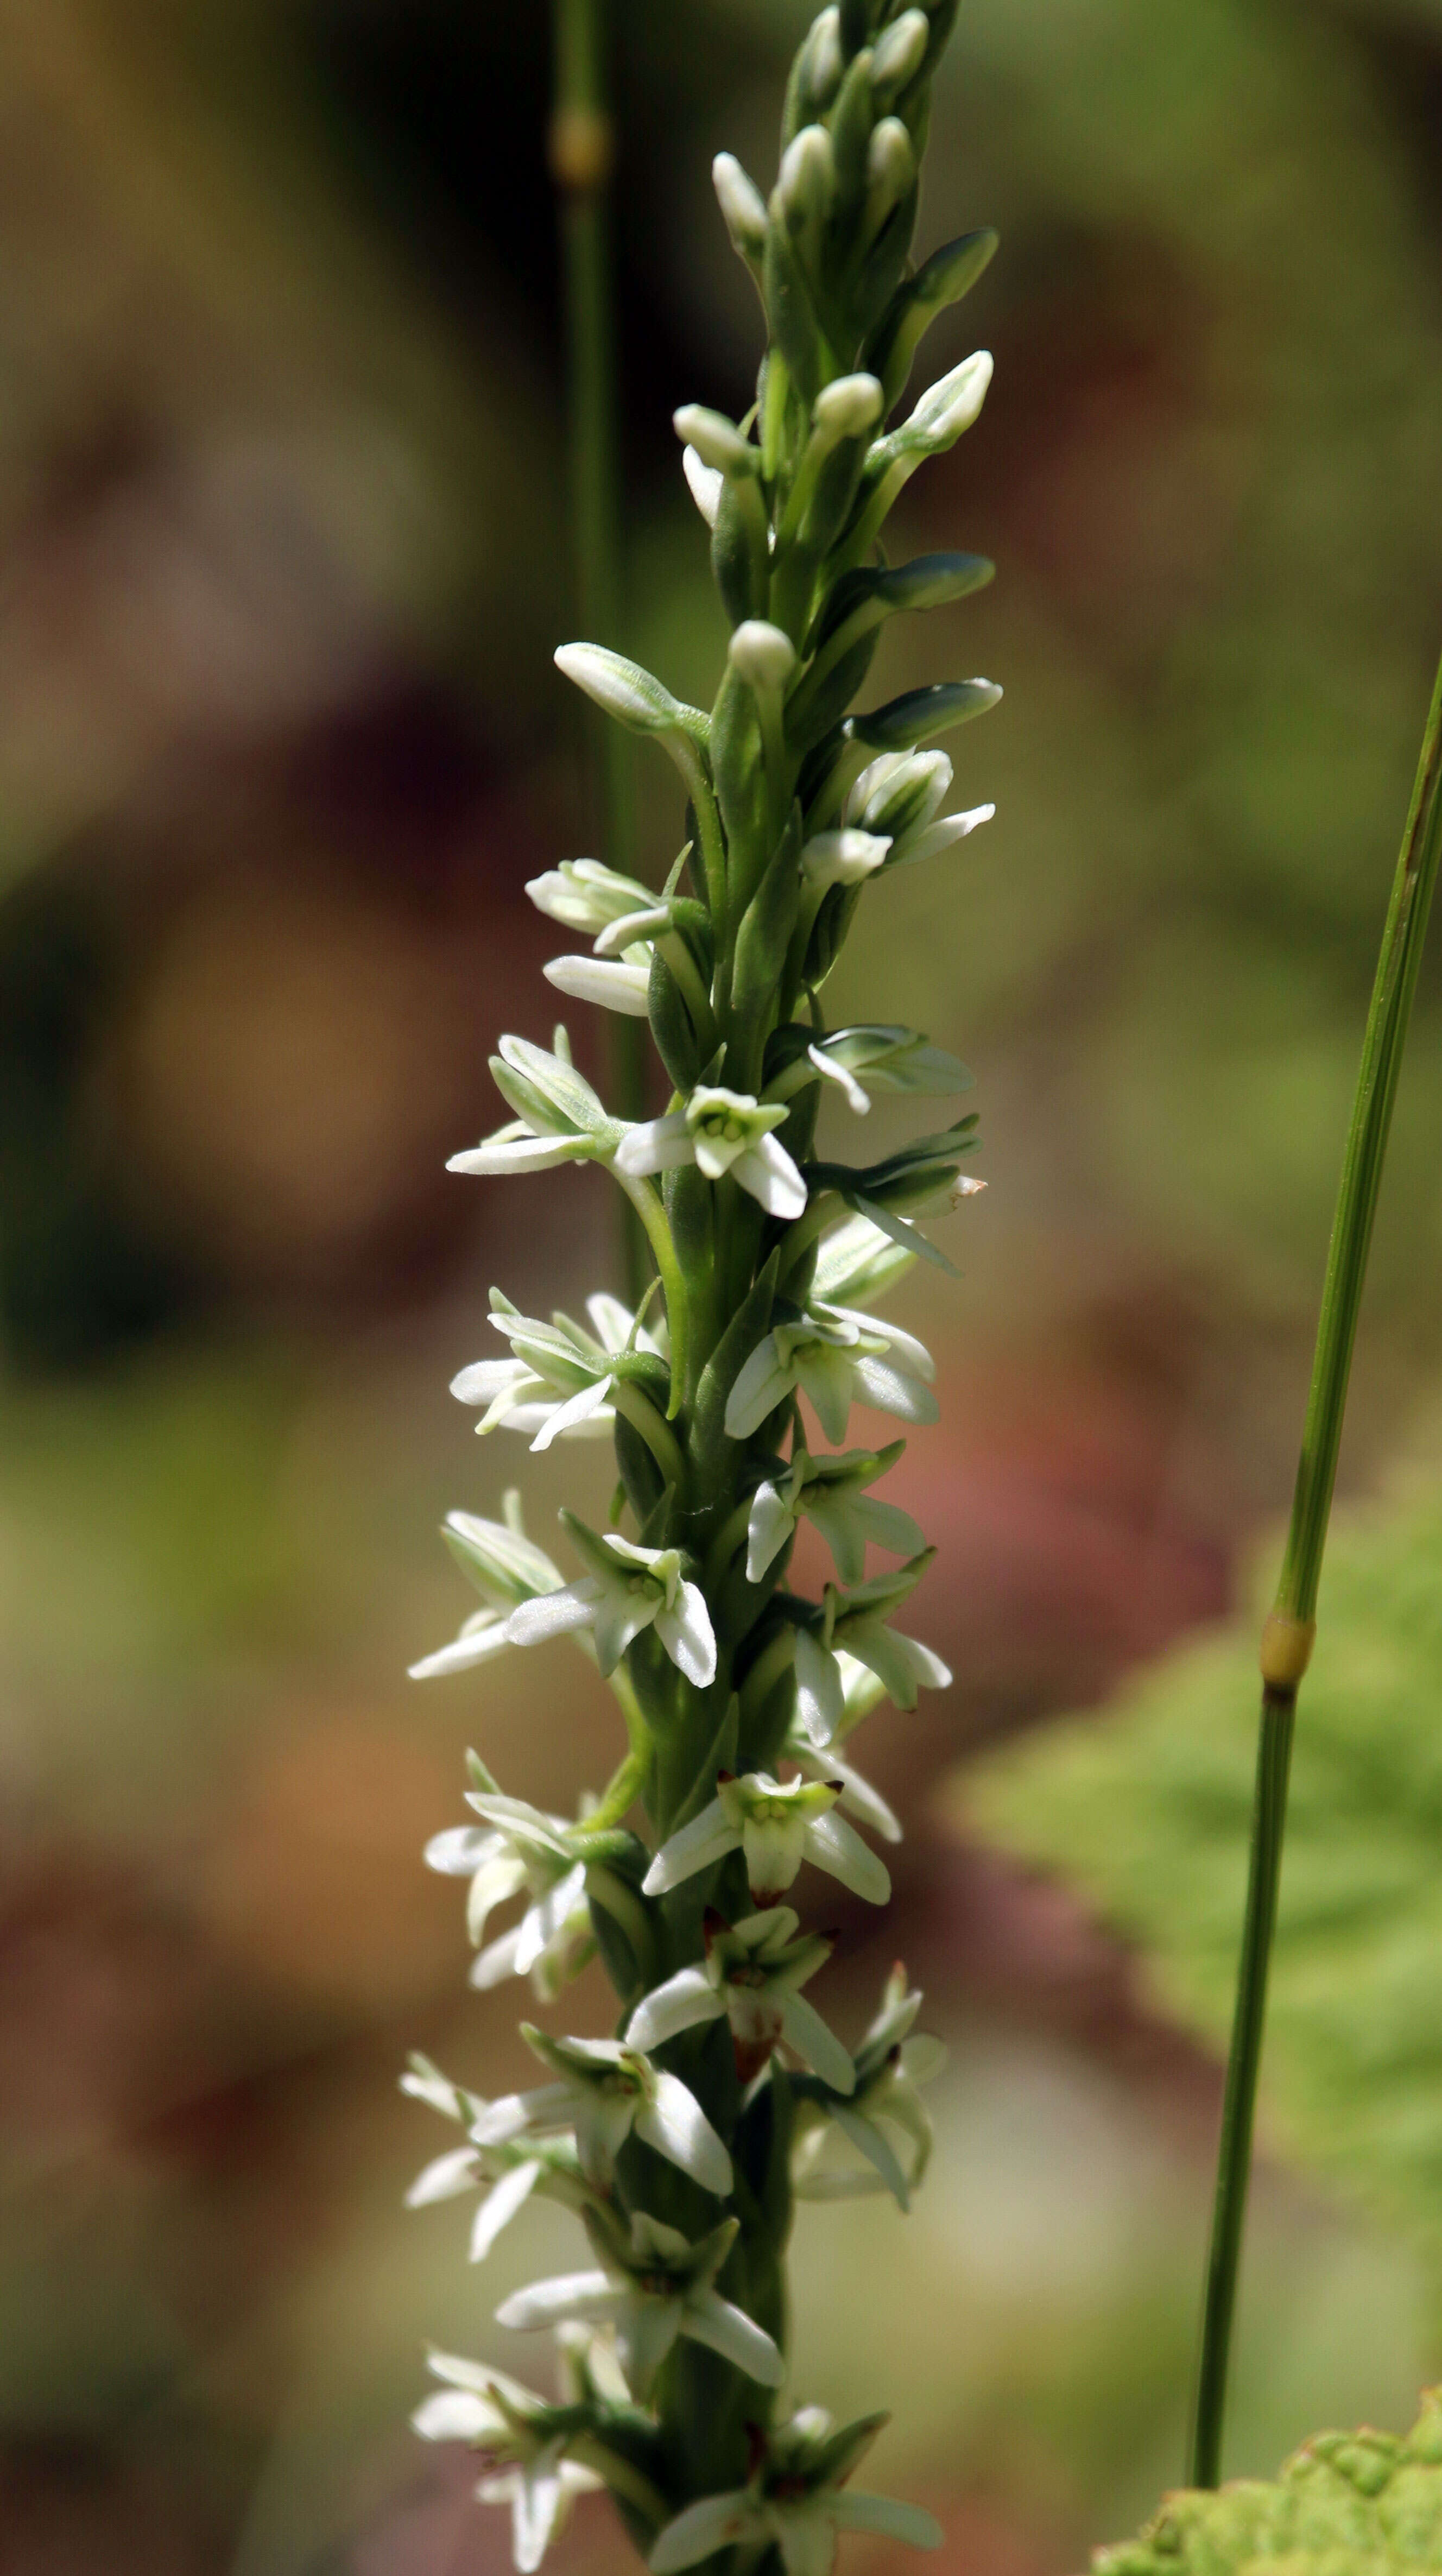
[{"left": 1189, "top": 642, "right": 1442, "bottom": 2491}]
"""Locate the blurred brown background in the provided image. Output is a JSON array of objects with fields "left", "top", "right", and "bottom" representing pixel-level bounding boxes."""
[{"left": 2, "top": 2, "right": 1442, "bottom": 2571}]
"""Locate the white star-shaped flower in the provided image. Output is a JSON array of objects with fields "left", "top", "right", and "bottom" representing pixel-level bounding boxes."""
[
  {"left": 497, "top": 2209, "right": 782, "bottom": 2401},
  {"left": 473, "top": 2023, "right": 732, "bottom": 2198},
  {"left": 642, "top": 1771, "right": 889, "bottom": 1908},
  {"left": 626, "top": 1905, "right": 853, "bottom": 2092},
  {"left": 504, "top": 1513, "right": 716, "bottom": 1687},
  {"left": 617, "top": 1084, "right": 806, "bottom": 1220}
]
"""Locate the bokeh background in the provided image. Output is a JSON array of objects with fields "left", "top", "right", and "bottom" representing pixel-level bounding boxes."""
[{"left": 3, "top": 1, "right": 1442, "bottom": 2570}]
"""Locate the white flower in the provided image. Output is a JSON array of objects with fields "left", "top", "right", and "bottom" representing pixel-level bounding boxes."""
[
  {"left": 842, "top": 747, "right": 992, "bottom": 872},
  {"left": 617, "top": 1085, "right": 806, "bottom": 1221},
  {"left": 497, "top": 2209, "right": 783, "bottom": 2399},
  {"left": 504, "top": 1514, "right": 716, "bottom": 1687},
  {"left": 627, "top": 1906, "right": 854, "bottom": 2092},
  {"left": 642, "top": 1771, "right": 890, "bottom": 1907},
  {"left": 810, "top": 1211, "right": 916, "bottom": 1309},
  {"left": 475, "top": 2024, "right": 733, "bottom": 2197},
  {"left": 868, "top": 349, "right": 993, "bottom": 468},
  {"left": 673, "top": 403, "right": 759, "bottom": 477},
  {"left": 448, "top": 1032, "right": 620, "bottom": 1176},
  {"left": 412, "top": 2353, "right": 600, "bottom": 2574},
  {"left": 724, "top": 1302, "right": 935, "bottom": 1445},
  {"left": 747, "top": 1442, "right": 925, "bottom": 1586},
  {"left": 406, "top": 2132, "right": 587, "bottom": 2264},
  {"left": 792, "top": 1965, "right": 946, "bottom": 2211},
  {"left": 790, "top": 1025, "right": 971, "bottom": 1117},
  {"left": 554, "top": 642, "right": 706, "bottom": 741},
  {"left": 408, "top": 1495, "right": 565, "bottom": 1680},
  {"left": 526, "top": 857, "right": 655, "bottom": 935},
  {"left": 423, "top": 1760, "right": 595, "bottom": 1994},
  {"left": 792, "top": 1561, "right": 952, "bottom": 1748},
  {"left": 649, "top": 2406, "right": 942, "bottom": 2575},
  {"left": 451, "top": 1290, "right": 665, "bottom": 1452}
]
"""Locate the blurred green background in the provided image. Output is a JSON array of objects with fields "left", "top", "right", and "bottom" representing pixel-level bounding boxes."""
[{"left": 2, "top": 2, "right": 1442, "bottom": 2570}]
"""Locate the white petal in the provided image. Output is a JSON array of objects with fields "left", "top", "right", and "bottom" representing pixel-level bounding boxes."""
[
  {"left": 405, "top": 2145, "right": 480, "bottom": 2207},
  {"left": 615, "top": 1112, "right": 694, "bottom": 1177},
  {"left": 891, "top": 803, "right": 994, "bottom": 869},
  {"left": 470, "top": 1924, "right": 524, "bottom": 1990},
  {"left": 808, "top": 1043, "right": 871, "bottom": 1115},
  {"left": 412, "top": 2388, "right": 500, "bottom": 2442},
  {"left": 408, "top": 1617, "right": 512, "bottom": 1679},
  {"left": 682, "top": 444, "right": 724, "bottom": 529},
  {"left": 832, "top": 2105, "right": 913, "bottom": 2208},
  {"left": 724, "top": 1335, "right": 793, "bottom": 1441},
  {"left": 650, "top": 2492, "right": 758, "bottom": 2573},
  {"left": 447, "top": 1134, "right": 589, "bottom": 1175},
  {"left": 849, "top": 1353, "right": 939, "bottom": 1424},
  {"left": 422, "top": 1824, "right": 503, "bottom": 1877},
  {"left": 636, "top": 2070, "right": 733, "bottom": 2196},
  {"left": 779, "top": 1991, "right": 856, "bottom": 2095},
  {"left": 681, "top": 2285, "right": 785, "bottom": 2385},
  {"left": 504, "top": 1585, "right": 600, "bottom": 1647},
  {"left": 471, "top": 2082, "right": 572, "bottom": 2144},
  {"left": 529, "top": 1374, "right": 615, "bottom": 1451},
  {"left": 734, "top": 1135, "right": 807, "bottom": 1220},
  {"left": 495, "top": 2269, "right": 618, "bottom": 2331},
  {"left": 746, "top": 1481, "right": 795, "bottom": 1583},
  {"left": 626, "top": 1967, "right": 724, "bottom": 2053},
  {"left": 641, "top": 1797, "right": 737, "bottom": 1895},
  {"left": 655, "top": 1582, "right": 718, "bottom": 1687},
  {"left": 513, "top": 2449, "right": 567, "bottom": 2574},
  {"left": 544, "top": 954, "right": 653, "bottom": 1016},
  {"left": 793, "top": 1630, "right": 845, "bottom": 1746},
  {"left": 818, "top": 1752, "right": 902, "bottom": 1843},
  {"left": 802, "top": 1809, "right": 891, "bottom": 1905},
  {"left": 470, "top": 2158, "right": 542, "bottom": 2261}
]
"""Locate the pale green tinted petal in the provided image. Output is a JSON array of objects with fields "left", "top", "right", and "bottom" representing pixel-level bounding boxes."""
[
  {"left": 779, "top": 1992, "right": 856, "bottom": 2095},
  {"left": 802, "top": 1810, "right": 891, "bottom": 1904},
  {"left": 775, "top": 2502, "right": 837, "bottom": 2576},
  {"left": 832, "top": 2105, "right": 912, "bottom": 2208},
  {"left": 682, "top": 2285, "right": 785, "bottom": 2385},
  {"left": 587, "top": 1584, "right": 660, "bottom": 1678},
  {"left": 650, "top": 2491, "right": 757, "bottom": 2572},
  {"left": 747, "top": 1481, "right": 796, "bottom": 1582},
  {"left": 626, "top": 1968, "right": 724, "bottom": 2053},
  {"left": 794, "top": 1629, "right": 845, "bottom": 1746},
  {"left": 795, "top": 1342, "right": 855, "bottom": 1444},
  {"left": 495, "top": 2269, "right": 618, "bottom": 2331},
  {"left": 741, "top": 1810, "right": 808, "bottom": 1899},
  {"left": 855, "top": 1496, "right": 928, "bottom": 1561},
  {"left": 818, "top": 1751, "right": 902, "bottom": 1844},
  {"left": 724, "top": 1334, "right": 793, "bottom": 1439},
  {"left": 636, "top": 2072, "right": 733, "bottom": 2196},
  {"left": 829, "top": 2492, "right": 943, "bottom": 2549},
  {"left": 471, "top": 2082, "right": 572, "bottom": 2144},
  {"left": 655, "top": 1582, "right": 718, "bottom": 1687},
  {"left": 849, "top": 1354, "right": 939, "bottom": 1424},
  {"left": 619, "top": 2291, "right": 685, "bottom": 2393},
  {"left": 466, "top": 1853, "right": 530, "bottom": 1947},
  {"left": 642, "top": 1797, "right": 737, "bottom": 1895},
  {"left": 801, "top": 1487, "right": 869, "bottom": 1587},
  {"left": 470, "top": 2158, "right": 542, "bottom": 2262}
]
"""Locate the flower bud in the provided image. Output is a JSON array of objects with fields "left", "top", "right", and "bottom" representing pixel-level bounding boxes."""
[
  {"left": 801, "top": 828, "right": 891, "bottom": 888},
  {"left": 902, "top": 348, "right": 994, "bottom": 447},
  {"left": 871, "top": 7, "right": 929, "bottom": 94},
  {"left": 812, "top": 372, "right": 885, "bottom": 443},
  {"left": 672, "top": 404, "right": 758, "bottom": 477},
  {"left": 682, "top": 445, "right": 723, "bottom": 529},
  {"left": 729, "top": 619, "right": 798, "bottom": 696},
  {"left": 864, "top": 117, "right": 915, "bottom": 228},
  {"left": 555, "top": 641, "right": 700, "bottom": 738},
  {"left": 776, "top": 123, "right": 835, "bottom": 232},
  {"left": 712, "top": 150, "right": 768, "bottom": 263},
  {"left": 798, "top": 5, "right": 845, "bottom": 111}
]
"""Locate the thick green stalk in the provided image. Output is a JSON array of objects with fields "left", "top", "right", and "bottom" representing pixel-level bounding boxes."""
[
  {"left": 551, "top": 0, "right": 649, "bottom": 1300},
  {"left": 1189, "top": 643, "right": 1442, "bottom": 2490}
]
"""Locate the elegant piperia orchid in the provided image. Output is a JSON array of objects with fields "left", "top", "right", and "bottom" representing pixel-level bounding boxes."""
[
  {"left": 404, "top": 6, "right": 997, "bottom": 2564},
  {"left": 649, "top": 2405, "right": 943, "bottom": 2576},
  {"left": 642, "top": 1771, "right": 890, "bottom": 1908},
  {"left": 475, "top": 2025, "right": 732, "bottom": 2198},
  {"left": 497, "top": 2209, "right": 784, "bottom": 2398}
]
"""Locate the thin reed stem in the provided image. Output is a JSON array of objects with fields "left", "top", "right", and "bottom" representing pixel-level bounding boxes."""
[
  {"left": 1189, "top": 643, "right": 1442, "bottom": 2490},
  {"left": 551, "top": 0, "right": 649, "bottom": 1300}
]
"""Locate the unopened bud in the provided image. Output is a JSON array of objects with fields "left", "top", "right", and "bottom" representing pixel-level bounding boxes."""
[
  {"left": 801, "top": 828, "right": 891, "bottom": 888},
  {"left": 776, "top": 123, "right": 836, "bottom": 231},
  {"left": 872, "top": 7, "right": 929, "bottom": 93},
  {"left": 712, "top": 151, "right": 768, "bottom": 262},
  {"left": 729, "top": 619, "right": 798, "bottom": 696},
  {"left": 673, "top": 404, "right": 758, "bottom": 477},
  {"left": 907, "top": 349, "right": 994, "bottom": 445},
  {"left": 865, "top": 116, "right": 915, "bottom": 218},
  {"left": 812, "top": 372, "right": 885, "bottom": 443},
  {"left": 681, "top": 445, "right": 723, "bottom": 530},
  {"left": 800, "top": 5, "right": 845, "bottom": 109}
]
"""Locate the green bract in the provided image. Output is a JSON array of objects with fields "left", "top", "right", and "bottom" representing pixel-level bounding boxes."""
[{"left": 404, "top": 4, "right": 996, "bottom": 2565}]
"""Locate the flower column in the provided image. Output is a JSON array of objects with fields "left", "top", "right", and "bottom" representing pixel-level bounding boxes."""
[{"left": 405, "top": 4, "right": 1000, "bottom": 2567}]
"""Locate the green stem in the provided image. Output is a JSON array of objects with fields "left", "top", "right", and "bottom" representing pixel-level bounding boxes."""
[
  {"left": 552, "top": 0, "right": 649, "bottom": 1303},
  {"left": 1188, "top": 643, "right": 1442, "bottom": 2490}
]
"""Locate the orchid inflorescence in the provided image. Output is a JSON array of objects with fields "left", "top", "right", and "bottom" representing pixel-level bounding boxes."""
[{"left": 404, "top": 4, "right": 998, "bottom": 2566}]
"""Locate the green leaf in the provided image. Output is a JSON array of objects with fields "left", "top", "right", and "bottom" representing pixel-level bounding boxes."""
[
  {"left": 959, "top": 1485, "right": 1442, "bottom": 2262},
  {"left": 1091, "top": 2389, "right": 1442, "bottom": 2573}
]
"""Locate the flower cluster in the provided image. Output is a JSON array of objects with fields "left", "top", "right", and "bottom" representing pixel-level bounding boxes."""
[{"left": 404, "top": 5, "right": 996, "bottom": 2567}]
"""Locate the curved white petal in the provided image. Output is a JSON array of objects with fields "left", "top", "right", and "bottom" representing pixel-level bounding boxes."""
[
  {"left": 615, "top": 1112, "right": 694, "bottom": 1178},
  {"left": 636, "top": 2070, "right": 733, "bottom": 2196},
  {"left": 625, "top": 1966, "right": 723, "bottom": 2053},
  {"left": 447, "top": 1134, "right": 590, "bottom": 1176},
  {"left": 733, "top": 1135, "right": 807, "bottom": 1219},
  {"left": 544, "top": 954, "right": 653, "bottom": 1016},
  {"left": 529, "top": 1374, "right": 616, "bottom": 1452},
  {"left": 505, "top": 1585, "right": 600, "bottom": 1648},
  {"left": 724, "top": 1335, "right": 793, "bottom": 1441},
  {"left": 655, "top": 1581, "right": 718, "bottom": 1687},
  {"left": 470, "top": 2157, "right": 542, "bottom": 2262},
  {"left": 404, "top": 2145, "right": 480, "bottom": 2208},
  {"left": 681, "top": 444, "right": 724, "bottom": 529},
  {"left": 831, "top": 2104, "right": 912, "bottom": 2209},
  {"left": 495, "top": 2269, "right": 618, "bottom": 2331},
  {"left": 412, "top": 2387, "right": 502, "bottom": 2442},
  {"left": 779, "top": 1991, "right": 856, "bottom": 2095},
  {"left": 422, "top": 1824, "right": 503, "bottom": 1877},
  {"left": 408, "top": 1616, "right": 513, "bottom": 1680},
  {"left": 641, "top": 1797, "right": 737, "bottom": 1896},
  {"left": 802, "top": 1809, "right": 891, "bottom": 1905},
  {"left": 681, "top": 2285, "right": 785, "bottom": 2385},
  {"left": 793, "top": 1629, "right": 845, "bottom": 1746},
  {"left": 746, "top": 1481, "right": 795, "bottom": 1583},
  {"left": 849, "top": 1354, "right": 939, "bottom": 1424}
]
